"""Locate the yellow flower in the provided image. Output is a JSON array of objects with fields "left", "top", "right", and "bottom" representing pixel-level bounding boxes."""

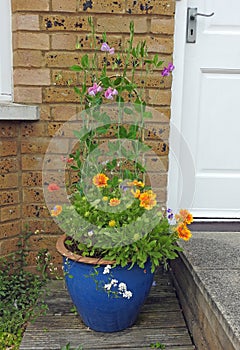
[
  {"left": 128, "top": 180, "right": 144, "bottom": 187},
  {"left": 102, "top": 196, "right": 108, "bottom": 201},
  {"left": 131, "top": 189, "right": 141, "bottom": 198},
  {"left": 176, "top": 222, "right": 192, "bottom": 241},
  {"left": 109, "top": 198, "right": 121, "bottom": 206},
  {"left": 109, "top": 220, "right": 116, "bottom": 227},
  {"left": 51, "top": 205, "right": 62, "bottom": 217},
  {"left": 93, "top": 173, "right": 109, "bottom": 188},
  {"left": 175, "top": 209, "right": 193, "bottom": 225},
  {"left": 139, "top": 190, "right": 157, "bottom": 210}
]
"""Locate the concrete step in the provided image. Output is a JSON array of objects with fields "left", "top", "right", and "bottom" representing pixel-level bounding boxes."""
[{"left": 171, "top": 231, "right": 240, "bottom": 350}]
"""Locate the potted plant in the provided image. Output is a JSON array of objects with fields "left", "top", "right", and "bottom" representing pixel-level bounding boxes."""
[{"left": 45, "top": 18, "right": 193, "bottom": 333}]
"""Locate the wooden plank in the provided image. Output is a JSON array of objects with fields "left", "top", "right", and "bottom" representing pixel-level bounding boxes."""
[{"left": 20, "top": 268, "right": 195, "bottom": 350}]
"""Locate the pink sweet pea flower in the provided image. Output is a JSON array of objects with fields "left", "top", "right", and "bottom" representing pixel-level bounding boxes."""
[
  {"left": 101, "top": 42, "right": 115, "bottom": 55},
  {"left": 161, "top": 62, "right": 175, "bottom": 77},
  {"left": 88, "top": 83, "right": 102, "bottom": 96},
  {"left": 104, "top": 87, "right": 118, "bottom": 100}
]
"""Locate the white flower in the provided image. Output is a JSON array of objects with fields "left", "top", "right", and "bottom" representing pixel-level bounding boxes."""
[
  {"left": 103, "top": 265, "right": 112, "bottom": 274},
  {"left": 122, "top": 290, "right": 133, "bottom": 299},
  {"left": 118, "top": 282, "right": 127, "bottom": 291},
  {"left": 111, "top": 279, "right": 118, "bottom": 287},
  {"left": 104, "top": 283, "right": 112, "bottom": 291}
]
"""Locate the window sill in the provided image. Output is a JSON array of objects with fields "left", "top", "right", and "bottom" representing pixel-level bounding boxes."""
[{"left": 0, "top": 102, "right": 39, "bottom": 120}]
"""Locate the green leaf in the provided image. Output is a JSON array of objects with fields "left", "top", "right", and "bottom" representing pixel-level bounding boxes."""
[
  {"left": 70, "top": 65, "right": 83, "bottom": 71},
  {"left": 114, "top": 77, "right": 122, "bottom": 86},
  {"left": 116, "top": 95, "right": 124, "bottom": 103},
  {"left": 81, "top": 54, "right": 89, "bottom": 68},
  {"left": 119, "top": 125, "right": 127, "bottom": 138},
  {"left": 74, "top": 86, "right": 81, "bottom": 95},
  {"left": 96, "top": 124, "right": 110, "bottom": 135}
]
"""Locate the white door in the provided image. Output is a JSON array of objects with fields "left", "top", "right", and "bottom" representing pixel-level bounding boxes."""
[{"left": 168, "top": 0, "right": 240, "bottom": 219}]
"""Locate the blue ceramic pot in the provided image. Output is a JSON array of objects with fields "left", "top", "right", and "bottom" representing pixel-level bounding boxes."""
[{"left": 57, "top": 235, "right": 154, "bottom": 332}]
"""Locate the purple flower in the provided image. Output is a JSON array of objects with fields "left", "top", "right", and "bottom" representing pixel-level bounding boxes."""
[
  {"left": 87, "top": 83, "right": 102, "bottom": 96},
  {"left": 101, "top": 42, "right": 115, "bottom": 55},
  {"left": 167, "top": 208, "right": 174, "bottom": 220},
  {"left": 161, "top": 62, "right": 175, "bottom": 77},
  {"left": 104, "top": 87, "right": 118, "bottom": 100}
]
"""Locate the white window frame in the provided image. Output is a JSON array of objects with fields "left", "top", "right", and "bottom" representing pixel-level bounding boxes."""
[
  {"left": 0, "top": 0, "right": 13, "bottom": 102},
  {"left": 0, "top": 1, "right": 39, "bottom": 120}
]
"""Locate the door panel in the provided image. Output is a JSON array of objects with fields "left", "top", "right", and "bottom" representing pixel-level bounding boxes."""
[{"left": 170, "top": 0, "right": 240, "bottom": 218}]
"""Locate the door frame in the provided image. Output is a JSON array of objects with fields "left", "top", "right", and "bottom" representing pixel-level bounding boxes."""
[{"left": 167, "top": 0, "right": 190, "bottom": 213}]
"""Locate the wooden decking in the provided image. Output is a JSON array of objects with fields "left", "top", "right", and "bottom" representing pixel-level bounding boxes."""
[{"left": 20, "top": 267, "right": 195, "bottom": 350}]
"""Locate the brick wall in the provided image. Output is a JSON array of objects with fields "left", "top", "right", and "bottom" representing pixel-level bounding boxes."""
[{"left": 0, "top": 0, "right": 175, "bottom": 269}]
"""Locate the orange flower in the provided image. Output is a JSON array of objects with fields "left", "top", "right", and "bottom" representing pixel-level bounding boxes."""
[
  {"left": 128, "top": 180, "right": 144, "bottom": 187},
  {"left": 131, "top": 189, "right": 141, "bottom": 198},
  {"left": 109, "top": 198, "right": 121, "bottom": 206},
  {"left": 48, "top": 183, "right": 60, "bottom": 192},
  {"left": 92, "top": 173, "right": 109, "bottom": 188},
  {"left": 51, "top": 205, "right": 62, "bottom": 217},
  {"left": 175, "top": 209, "right": 193, "bottom": 225},
  {"left": 139, "top": 190, "right": 157, "bottom": 210},
  {"left": 176, "top": 222, "right": 192, "bottom": 241}
]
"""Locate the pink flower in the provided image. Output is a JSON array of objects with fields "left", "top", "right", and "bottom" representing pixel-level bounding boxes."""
[
  {"left": 48, "top": 183, "right": 60, "bottom": 192},
  {"left": 101, "top": 42, "right": 115, "bottom": 55},
  {"left": 104, "top": 87, "right": 118, "bottom": 100},
  {"left": 161, "top": 62, "right": 175, "bottom": 77},
  {"left": 88, "top": 83, "right": 102, "bottom": 96}
]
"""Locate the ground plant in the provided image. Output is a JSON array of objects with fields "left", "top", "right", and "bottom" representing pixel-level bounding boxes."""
[{"left": 0, "top": 230, "right": 48, "bottom": 349}]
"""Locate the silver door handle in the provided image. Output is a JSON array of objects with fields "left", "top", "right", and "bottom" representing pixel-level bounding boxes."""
[
  {"left": 190, "top": 12, "right": 214, "bottom": 20},
  {"left": 187, "top": 8, "right": 215, "bottom": 43}
]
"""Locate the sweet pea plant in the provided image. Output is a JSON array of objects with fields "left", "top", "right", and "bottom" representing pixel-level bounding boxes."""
[{"left": 49, "top": 17, "right": 192, "bottom": 274}]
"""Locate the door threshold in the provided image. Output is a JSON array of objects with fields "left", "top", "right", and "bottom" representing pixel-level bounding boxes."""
[{"left": 190, "top": 221, "right": 240, "bottom": 232}]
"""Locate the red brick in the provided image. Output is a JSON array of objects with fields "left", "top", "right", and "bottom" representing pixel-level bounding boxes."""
[
  {"left": 0, "top": 221, "right": 21, "bottom": 240},
  {"left": 12, "top": 0, "right": 50, "bottom": 12},
  {"left": 52, "top": 0, "right": 77, "bottom": 12},
  {"left": 22, "top": 172, "right": 42, "bottom": 187},
  {"left": 0, "top": 237, "right": 19, "bottom": 255},
  {"left": 51, "top": 105, "right": 77, "bottom": 121},
  {"left": 96, "top": 16, "right": 147, "bottom": 33},
  {"left": 22, "top": 204, "right": 49, "bottom": 218},
  {"left": 23, "top": 188, "right": 44, "bottom": 203},
  {"left": 13, "top": 50, "right": 45, "bottom": 68},
  {"left": 1, "top": 205, "right": 21, "bottom": 222},
  {"left": 0, "top": 123, "right": 18, "bottom": 137},
  {"left": 14, "top": 69, "right": 50, "bottom": 86},
  {"left": 125, "top": 0, "right": 175, "bottom": 15},
  {"left": 0, "top": 141, "right": 18, "bottom": 157},
  {"left": 0, "top": 191, "right": 20, "bottom": 206},
  {"left": 40, "top": 15, "right": 89, "bottom": 31},
  {"left": 0, "top": 173, "right": 19, "bottom": 189},
  {"left": 78, "top": 0, "right": 124, "bottom": 13},
  {"left": 13, "top": 32, "right": 50, "bottom": 50},
  {"left": 148, "top": 89, "right": 172, "bottom": 106},
  {"left": 51, "top": 33, "right": 78, "bottom": 50},
  {"left": 21, "top": 122, "right": 46, "bottom": 138},
  {"left": 14, "top": 87, "right": 42, "bottom": 104},
  {"left": 12, "top": 14, "right": 40, "bottom": 31},
  {"left": 151, "top": 17, "right": 174, "bottom": 35},
  {"left": 51, "top": 70, "right": 77, "bottom": 86},
  {"left": 0, "top": 157, "right": 18, "bottom": 174},
  {"left": 21, "top": 155, "right": 44, "bottom": 171},
  {"left": 43, "top": 87, "right": 78, "bottom": 103}
]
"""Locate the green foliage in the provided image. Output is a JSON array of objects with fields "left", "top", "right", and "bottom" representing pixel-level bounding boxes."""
[
  {"left": 50, "top": 18, "right": 191, "bottom": 273},
  {"left": 0, "top": 230, "right": 48, "bottom": 350},
  {"left": 150, "top": 342, "right": 166, "bottom": 349},
  {"left": 61, "top": 343, "right": 83, "bottom": 350}
]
